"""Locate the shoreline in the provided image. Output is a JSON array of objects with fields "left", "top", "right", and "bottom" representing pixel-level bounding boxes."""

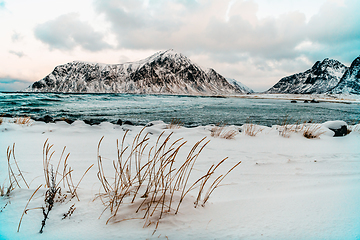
[
  {"left": 230, "top": 93, "right": 360, "bottom": 104},
  {"left": 2, "top": 91, "right": 359, "bottom": 104}
]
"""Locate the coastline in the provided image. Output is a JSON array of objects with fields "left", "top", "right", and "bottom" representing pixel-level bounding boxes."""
[{"left": 3, "top": 91, "right": 360, "bottom": 104}]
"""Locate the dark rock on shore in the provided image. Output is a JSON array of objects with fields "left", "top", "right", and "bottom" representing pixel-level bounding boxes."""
[
  {"left": 37, "top": 115, "right": 54, "bottom": 123},
  {"left": 123, "top": 121, "right": 133, "bottom": 125},
  {"left": 1, "top": 113, "right": 13, "bottom": 118},
  {"left": 83, "top": 119, "right": 102, "bottom": 125},
  {"left": 329, "top": 125, "right": 348, "bottom": 137},
  {"left": 54, "top": 118, "right": 74, "bottom": 124},
  {"left": 323, "top": 120, "right": 348, "bottom": 137}
]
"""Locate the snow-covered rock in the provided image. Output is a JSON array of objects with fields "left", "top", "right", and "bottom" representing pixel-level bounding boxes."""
[
  {"left": 322, "top": 120, "right": 348, "bottom": 137},
  {"left": 24, "top": 49, "right": 243, "bottom": 96},
  {"left": 266, "top": 58, "right": 348, "bottom": 94},
  {"left": 329, "top": 56, "right": 360, "bottom": 94},
  {"left": 225, "top": 78, "right": 254, "bottom": 94}
]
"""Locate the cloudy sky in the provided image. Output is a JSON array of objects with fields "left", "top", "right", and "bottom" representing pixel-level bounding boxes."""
[{"left": 0, "top": 0, "right": 359, "bottom": 92}]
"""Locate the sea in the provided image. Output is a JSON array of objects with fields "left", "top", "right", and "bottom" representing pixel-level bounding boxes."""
[{"left": 1, "top": 93, "right": 359, "bottom": 127}]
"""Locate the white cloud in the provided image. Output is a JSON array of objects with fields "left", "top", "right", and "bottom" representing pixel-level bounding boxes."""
[{"left": 34, "top": 13, "right": 113, "bottom": 51}]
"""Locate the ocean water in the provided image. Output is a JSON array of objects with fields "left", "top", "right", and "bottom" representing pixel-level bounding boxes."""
[{"left": 1, "top": 93, "right": 359, "bottom": 127}]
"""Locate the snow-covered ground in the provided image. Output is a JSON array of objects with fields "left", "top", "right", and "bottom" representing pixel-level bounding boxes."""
[{"left": 1, "top": 118, "right": 360, "bottom": 239}]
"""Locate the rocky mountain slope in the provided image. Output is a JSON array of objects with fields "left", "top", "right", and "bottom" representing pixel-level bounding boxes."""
[
  {"left": 266, "top": 58, "right": 348, "bottom": 94},
  {"left": 25, "top": 49, "right": 251, "bottom": 95},
  {"left": 329, "top": 56, "right": 360, "bottom": 94},
  {"left": 226, "top": 78, "right": 254, "bottom": 94}
]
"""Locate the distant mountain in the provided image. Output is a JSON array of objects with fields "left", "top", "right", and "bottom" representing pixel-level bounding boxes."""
[
  {"left": 266, "top": 58, "right": 348, "bottom": 94},
  {"left": 25, "top": 49, "right": 248, "bottom": 96},
  {"left": 226, "top": 78, "right": 254, "bottom": 94},
  {"left": 329, "top": 56, "right": 360, "bottom": 94}
]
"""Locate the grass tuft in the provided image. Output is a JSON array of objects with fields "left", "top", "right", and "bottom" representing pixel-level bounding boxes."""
[
  {"left": 166, "top": 118, "right": 184, "bottom": 129},
  {"left": 242, "top": 124, "right": 264, "bottom": 136},
  {"left": 14, "top": 117, "right": 32, "bottom": 126},
  {"left": 303, "top": 124, "right": 324, "bottom": 139},
  {"left": 96, "top": 128, "right": 241, "bottom": 231},
  {"left": 210, "top": 124, "right": 238, "bottom": 139},
  {"left": 17, "top": 139, "right": 93, "bottom": 233}
]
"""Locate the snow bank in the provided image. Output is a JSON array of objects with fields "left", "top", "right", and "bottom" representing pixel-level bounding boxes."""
[{"left": 1, "top": 119, "right": 360, "bottom": 239}]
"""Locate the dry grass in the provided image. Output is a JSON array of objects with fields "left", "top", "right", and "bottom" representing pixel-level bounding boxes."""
[
  {"left": 210, "top": 124, "right": 238, "bottom": 139},
  {"left": 303, "top": 124, "right": 324, "bottom": 139},
  {"left": 242, "top": 124, "right": 264, "bottom": 137},
  {"left": 277, "top": 119, "right": 306, "bottom": 138},
  {"left": 1, "top": 144, "right": 29, "bottom": 198},
  {"left": 0, "top": 117, "right": 3, "bottom": 125},
  {"left": 96, "top": 128, "right": 241, "bottom": 231},
  {"left": 17, "top": 139, "right": 93, "bottom": 233},
  {"left": 166, "top": 118, "right": 184, "bottom": 129},
  {"left": 14, "top": 117, "right": 32, "bottom": 126}
]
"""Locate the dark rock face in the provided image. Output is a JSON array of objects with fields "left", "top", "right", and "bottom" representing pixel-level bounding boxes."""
[
  {"left": 330, "top": 56, "right": 360, "bottom": 94},
  {"left": 25, "top": 49, "right": 248, "bottom": 96},
  {"left": 266, "top": 59, "right": 348, "bottom": 94}
]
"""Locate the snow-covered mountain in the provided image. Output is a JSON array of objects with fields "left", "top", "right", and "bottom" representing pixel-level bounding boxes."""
[
  {"left": 329, "top": 56, "right": 360, "bottom": 94},
  {"left": 266, "top": 58, "right": 348, "bottom": 94},
  {"left": 226, "top": 78, "right": 254, "bottom": 94},
  {"left": 25, "top": 49, "right": 246, "bottom": 96}
]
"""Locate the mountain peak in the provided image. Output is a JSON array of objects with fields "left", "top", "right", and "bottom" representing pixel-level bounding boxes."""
[
  {"left": 25, "top": 50, "right": 246, "bottom": 95},
  {"left": 330, "top": 56, "right": 360, "bottom": 94},
  {"left": 267, "top": 58, "right": 348, "bottom": 94}
]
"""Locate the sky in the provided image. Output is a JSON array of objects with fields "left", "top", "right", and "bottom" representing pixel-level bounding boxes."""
[{"left": 0, "top": 0, "right": 359, "bottom": 92}]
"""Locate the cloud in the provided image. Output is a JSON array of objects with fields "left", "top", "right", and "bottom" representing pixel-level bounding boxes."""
[
  {"left": 305, "top": 0, "right": 360, "bottom": 62},
  {"left": 11, "top": 31, "right": 22, "bottom": 42},
  {"left": 9, "top": 50, "right": 25, "bottom": 58},
  {"left": 0, "top": 78, "right": 30, "bottom": 92},
  {"left": 0, "top": 1, "right": 5, "bottom": 9},
  {"left": 94, "top": 0, "right": 308, "bottom": 62},
  {"left": 34, "top": 13, "right": 112, "bottom": 51},
  {"left": 94, "top": 0, "right": 191, "bottom": 49},
  {"left": 93, "top": 0, "right": 312, "bottom": 86}
]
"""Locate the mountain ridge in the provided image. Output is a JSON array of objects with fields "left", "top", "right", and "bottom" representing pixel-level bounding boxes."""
[
  {"left": 267, "top": 56, "right": 360, "bottom": 95},
  {"left": 25, "top": 49, "right": 253, "bottom": 95}
]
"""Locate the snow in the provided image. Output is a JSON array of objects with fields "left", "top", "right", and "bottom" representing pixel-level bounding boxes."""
[
  {"left": 323, "top": 120, "right": 347, "bottom": 130},
  {"left": 1, "top": 118, "right": 360, "bottom": 239},
  {"left": 225, "top": 78, "right": 254, "bottom": 94}
]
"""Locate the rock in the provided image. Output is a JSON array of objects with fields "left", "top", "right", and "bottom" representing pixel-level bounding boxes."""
[
  {"left": 290, "top": 100, "right": 297, "bottom": 103},
  {"left": 310, "top": 99, "right": 319, "bottom": 103},
  {"left": 123, "top": 121, "right": 133, "bottom": 125},
  {"left": 37, "top": 115, "right": 54, "bottom": 123},
  {"left": 323, "top": 120, "right": 348, "bottom": 137},
  {"left": 146, "top": 122, "right": 154, "bottom": 127},
  {"left": 304, "top": 100, "right": 309, "bottom": 103},
  {"left": 116, "top": 119, "right": 123, "bottom": 125},
  {"left": 83, "top": 119, "right": 101, "bottom": 125},
  {"left": 1, "top": 113, "right": 12, "bottom": 118},
  {"left": 55, "top": 118, "right": 74, "bottom": 124},
  {"left": 63, "top": 118, "right": 74, "bottom": 124}
]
